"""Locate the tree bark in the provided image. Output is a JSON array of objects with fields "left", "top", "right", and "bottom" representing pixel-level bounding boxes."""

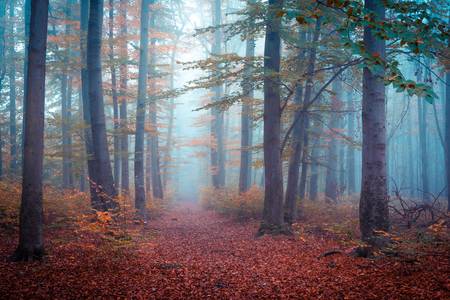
[
  {"left": 346, "top": 89, "right": 355, "bottom": 194},
  {"left": 119, "top": 0, "right": 129, "bottom": 193},
  {"left": 62, "top": 1, "right": 74, "bottom": 189},
  {"left": 359, "top": 0, "right": 390, "bottom": 241},
  {"left": 284, "top": 20, "right": 320, "bottom": 223},
  {"left": 134, "top": 0, "right": 151, "bottom": 215},
  {"left": 13, "top": 0, "right": 48, "bottom": 261},
  {"left": 325, "top": 79, "right": 341, "bottom": 203},
  {"left": 211, "top": 0, "right": 225, "bottom": 188},
  {"left": 108, "top": 0, "right": 120, "bottom": 190},
  {"left": 238, "top": 2, "right": 255, "bottom": 194},
  {"left": 445, "top": 15, "right": 450, "bottom": 211},
  {"left": 259, "top": 0, "right": 286, "bottom": 234},
  {"left": 8, "top": 0, "right": 17, "bottom": 176},
  {"left": 87, "top": 0, "right": 117, "bottom": 210}
]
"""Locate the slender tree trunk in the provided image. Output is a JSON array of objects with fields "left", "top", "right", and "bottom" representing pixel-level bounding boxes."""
[
  {"left": 211, "top": 0, "right": 225, "bottom": 188},
  {"left": 346, "top": 88, "right": 355, "bottom": 194},
  {"left": 8, "top": 0, "right": 17, "bottom": 176},
  {"left": 87, "top": 0, "right": 117, "bottom": 210},
  {"left": 62, "top": 1, "right": 73, "bottom": 189},
  {"left": 238, "top": 4, "right": 255, "bottom": 193},
  {"left": 119, "top": 0, "right": 129, "bottom": 193},
  {"left": 416, "top": 64, "right": 430, "bottom": 202},
  {"left": 134, "top": 0, "right": 151, "bottom": 215},
  {"left": 309, "top": 114, "right": 324, "bottom": 201},
  {"left": 163, "top": 37, "right": 178, "bottom": 188},
  {"left": 298, "top": 132, "right": 309, "bottom": 199},
  {"left": 80, "top": 0, "right": 99, "bottom": 203},
  {"left": 21, "top": 0, "right": 31, "bottom": 160},
  {"left": 108, "top": 0, "right": 120, "bottom": 190},
  {"left": 147, "top": 13, "right": 163, "bottom": 200},
  {"left": 445, "top": 16, "right": 450, "bottom": 211},
  {"left": 0, "top": 0, "right": 5, "bottom": 179},
  {"left": 259, "top": 0, "right": 286, "bottom": 235},
  {"left": 325, "top": 79, "right": 340, "bottom": 203},
  {"left": 359, "top": 0, "right": 389, "bottom": 241},
  {"left": 0, "top": 0, "right": 6, "bottom": 179},
  {"left": 284, "top": 20, "right": 320, "bottom": 223},
  {"left": 13, "top": 0, "right": 48, "bottom": 261}
]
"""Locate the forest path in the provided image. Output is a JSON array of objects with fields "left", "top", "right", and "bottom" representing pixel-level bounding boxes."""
[
  {"left": 129, "top": 203, "right": 448, "bottom": 299},
  {"left": 1, "top": 202, "right": 448, "bottom": 299}
]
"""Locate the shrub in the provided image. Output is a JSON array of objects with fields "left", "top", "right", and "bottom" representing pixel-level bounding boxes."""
[{"left": 200, "top": 185, "right": 263, "bottom": 220}]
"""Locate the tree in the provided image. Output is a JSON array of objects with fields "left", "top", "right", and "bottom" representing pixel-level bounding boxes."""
[
  {"left": 87, "top": 0, "right": 117, "bottom": 210},
  {"left": 148, "top": 7, "right": 163, "bottom": 200},
  {"left": 0, "top": 0, "right": 5, "bottom": 179},
  {"left": 211, "top": 0, "right": 225, "bottom": 188},
  {"left": 119, "top": 0, "right": 129, "bottom": 193},
  {"left": 13, "top": 0, "right": 49, "bottom": 261},
  {"left": 108, "top": 0, "right": 120, "bottom": 190},
  {"left": 238, "top": 0, "right": 256, "bottom": 194},
  {"left": 80, "top": 0, "right": 99, "bottom": 205},
  {"left": 259, "top": 0, "right": 286, "bottom": 235},
  {"left": 446, "top": 15, "right": 450, "bottom": 212},
  {"left": 359, "top": 0, "right": 389, "bottom": 241},
  {"left": 8, "top": 0, "right": 17, "bottom": 177},
  {"left": 285, "top": 19, "right": 321, "bottom": 223},
  {"left": 135, "top": 0, "right": 151, "bottom": 216}
]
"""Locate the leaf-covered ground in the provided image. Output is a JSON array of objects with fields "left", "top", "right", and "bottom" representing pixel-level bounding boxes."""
[{"left": 1, "top": 203, "right": 449, "bottom": 299}]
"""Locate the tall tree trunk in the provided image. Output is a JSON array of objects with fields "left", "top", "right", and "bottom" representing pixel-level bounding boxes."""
[
  {"left": 80, "top": 0, "right": 99, "bottom": 202},
  {"left": 238, "top": 2, "right": 255, "bottom": 194},
  {"left": 445, "top": 15, "right": 450, "bottom": 211},
  {"left": 8, "top": 0, "right": 17, "bottom": 176},
  {"left": 259, "top": 0, "right": 285, "bottom": 234},
  {"left": 134, "top": 0, "right": 151, "bottom": 215},
  {"left": 359, "top": 0, "right": 389, "bottom": 241},
  {"left": 62, "top": 1, "right": 73, "bottom": 189},
  {"left": 0, "top": 0, "right": 5, "bottom": 179},
  {"left": 13, "top": 0, "right": 48, "bottom": 261},
  {"left": 417, "top": 63, "right": 430, "bottom": 202},
  {"left": 108, "top": 0, "right": 120, "bottom": 190},
  {"left": 148, "top": 13, "right": 163, "bottom": 200},
  {"left": 346, "top": 88, "right": 355, "bottom": 194},
  {"left": 21, "top": 0, "right": 31, "bottom": 160},
  {"left": 87, "top": 0, "right": 117, "bottom": 210},
  {"left": 119, "top": 0, "right": 129, "bottom": 193},
  {"left": 284, "top": 20, "right": 320, "bottom": 223},
  {"left": 309, "top": 114, "right": 324, "bottom": 201},
  {"left": 211, "top": 0, "right": 225, "bottom": 188},
  {"left": 324, "top": 79, "right": 340, "bottom": 203},
  {"left": 163, "top": 36, "right": 178, "bottom": 188}
]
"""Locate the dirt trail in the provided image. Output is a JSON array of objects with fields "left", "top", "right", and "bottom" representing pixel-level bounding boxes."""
[{"left": 1, "top": 203, "right": 448, "bottom": 299}]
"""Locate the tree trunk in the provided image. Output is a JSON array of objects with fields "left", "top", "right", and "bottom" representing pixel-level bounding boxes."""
[
  {"left": 445, "top": 15, "right": 450, "bottom": 211},
  {"left": 359, "top": 0, "right": 389, "bottom": 241},
  {"left": 259, "top": 0, "right": 285, "bottom": 235},
  {"left": 284, "top": 20, "right": 320, "bottom": 223},
  {"left": 108, "top": 0, "right": 120, "bottom": 190},
  {"left": 211, "top": 0, "right": 225, "bottom": 188},
  {"left": 238, "top": 3, "right": 255, "bottom": 194},
  {"left": 80, "top": 0, "right": 99, "bottom": 204},
  {"left": 148, "top": 12, "right": 163, "bottom": 200},
  {"left": 119, "top": 0, "right": 129, "bottom": 193},
  {"left": 309, "top": 114, "right": 324, "bottom": 201},
  {"left": 134, "top": 0, "right": 151, "bottom": 215},
  {"left": 417, "top": 64, "right": 430, "bottom": 202},
  {"left": 346, "top": 89, "right": 355, "bottom": 194},
  {"left": 62, "top": 1, "right": 73, "bottom": 189},
  {"left": 8, "top": 0, "right": 17, "bottom": 176},
  {"left": 13, "top": 0, "right": 48, "bottom": 261},
  {"left": 21, "top": 0, "right": 31, "bottom": 159},
  {"left": 87, "top": 0, "right": 117, "bottom": 210},
  {"left": 325, "top": 79, "right": 340, "bottom": 203}
]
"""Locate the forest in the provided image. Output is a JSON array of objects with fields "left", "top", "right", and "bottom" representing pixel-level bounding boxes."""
[{"left": 0, "top": 0, "right": 449, "bottom": 298}]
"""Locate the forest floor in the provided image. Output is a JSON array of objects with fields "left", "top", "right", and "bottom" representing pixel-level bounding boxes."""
[{"left": 0, "top": 202, "right": 449, "bottom": 299}]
